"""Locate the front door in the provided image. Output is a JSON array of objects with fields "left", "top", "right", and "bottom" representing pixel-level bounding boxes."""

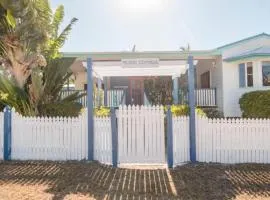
[
  {"left": 201, "top": 71, "right": 210, "bottom": 88},
  {"left": 129, "top": 78, "right": 144, "bottom": 105}
]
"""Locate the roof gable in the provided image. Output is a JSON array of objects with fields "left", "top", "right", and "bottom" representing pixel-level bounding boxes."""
[{"left": 217, "top": 33, "right": 270, "bottom": 50}]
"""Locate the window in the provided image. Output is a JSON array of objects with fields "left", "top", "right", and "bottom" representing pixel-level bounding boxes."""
[
  {"left": 239, "top": 62, "right": 253, "bottom": 87},
  {"left": 84, "top": 84, "right": 87, "bottom": 90},
  {"left": 246, "top": 62, "right": 253, "bottom": 87},
  {"left": 262, "top": 61, "right": 270, "bottom": 86}
]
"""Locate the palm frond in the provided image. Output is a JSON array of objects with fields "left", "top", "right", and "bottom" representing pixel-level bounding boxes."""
[
  {"left": 51, "top": 5, "right": 64, "bottom": 38},
  {"left": 46, "top": 17, "right": 78, "bottom": 59}
]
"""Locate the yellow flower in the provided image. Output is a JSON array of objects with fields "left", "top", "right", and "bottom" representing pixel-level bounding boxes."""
[{"left": 0, "top": 92, "right": 8, "bottom": 100}]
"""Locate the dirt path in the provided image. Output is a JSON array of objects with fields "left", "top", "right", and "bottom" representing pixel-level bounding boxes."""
[{"left": 0, "top": 161, "right": 269, "bottom": 200}]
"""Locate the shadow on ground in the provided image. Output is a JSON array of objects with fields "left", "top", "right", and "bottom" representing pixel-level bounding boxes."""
[{"left": 0, "top": 161, "right": 270, "bottom": 200}]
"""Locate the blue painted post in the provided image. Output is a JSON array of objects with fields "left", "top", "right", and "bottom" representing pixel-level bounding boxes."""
[
  {"left": 188, "top": 55, "right": 196, "bottom": 163},
  {"left": 173, "top": 77, "right": 179, "bottom": 104},
  {"left": 104, "top": 78, "right": 108, "bottom": 106},
  {"left": 167, "top": 106, "right": 173, "bottom": 168},
  {"left": 3, "top": 106, "right": 11, "bottom": 161},
  {"left": 87, "top": 58, "right": 94, "bottom": 161},
  {"left": 111, "top": 108, "right": 118, "bottom": 167},
  {"left": 97, "top": 78, "right": 102, "bottom": 107}
]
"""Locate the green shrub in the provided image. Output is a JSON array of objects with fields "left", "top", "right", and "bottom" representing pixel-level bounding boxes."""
[
  {"left": 201, "top": 107, "right": 224, "bottom": 118},
  {"left": 239, "top": 90, "right": 270, "bottom": 118}
]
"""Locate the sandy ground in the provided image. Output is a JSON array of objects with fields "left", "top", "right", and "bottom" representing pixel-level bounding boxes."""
[{"left": 0, "top": 161, "right": 269, "bottom": 200}]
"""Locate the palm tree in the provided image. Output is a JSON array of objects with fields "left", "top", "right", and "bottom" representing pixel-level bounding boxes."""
[
  {"left": 180, "top": 43, "right": 190, "bottom": 52},
  {"left": 0, "top": 1, "right": 83, "bottom": 116},
  {"left": 0, "top": 0, "right": 50, "bottom": 88}
]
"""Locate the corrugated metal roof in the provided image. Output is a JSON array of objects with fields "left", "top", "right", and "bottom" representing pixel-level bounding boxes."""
[{"left": 224, "top": 46, "right": 270, "bottom": 62}]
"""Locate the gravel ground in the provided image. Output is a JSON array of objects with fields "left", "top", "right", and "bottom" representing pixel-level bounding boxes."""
[{"left": 0, "top": 161, "right": 269, "bottom": 200}]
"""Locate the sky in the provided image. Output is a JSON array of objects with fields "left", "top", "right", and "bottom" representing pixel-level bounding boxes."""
[{"left": 51, "top": 0, "right": 270, "bottom": 52}]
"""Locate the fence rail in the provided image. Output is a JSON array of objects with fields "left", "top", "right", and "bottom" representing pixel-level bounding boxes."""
[
  {"left": 61, "top": 90, "right": 88, "bottom": 107},
  {"left": 107, "top": 89, "right": 126, "bottom": 107},
  {"left": 179, "top": 88, "right": 216, "bottom": 106}
]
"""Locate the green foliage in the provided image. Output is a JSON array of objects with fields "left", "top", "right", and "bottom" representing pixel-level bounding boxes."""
[
  {"left": 94, "top": 107, "right": 111, "bottom": 117},
  {"left": 0, "top": 1, "right": 81, "bottom": 117},
  {"left": 144, "top": 77, "right": 173, "bottom": 105},
  {"left": 239, "top": 90, "right": 270, "bottom": 118},
  {"left": 44, "top": 5, "right": 78, "bottom": 59},
  {"left": 201, "top": 107, "right": 224, "bottom": 118},
  {"left": 0, "top": 74, "right": 34, "bottom": 115}
]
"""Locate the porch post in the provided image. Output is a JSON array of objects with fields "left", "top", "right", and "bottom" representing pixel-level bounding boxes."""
[
  {"left": 172, "top": 76, "right": 179, "bottom": 104},
  {"left": 104, "top": 78, "right": 108, "bottom": 106},
  {"left": 87, "top": 58, "right": 94, "bottom": 161},
  {"left": 188, "top": 55, "right": 196, "bottom": 163},
  {"left": 97, "top": 78, "right": 102, "bottom": 107}
]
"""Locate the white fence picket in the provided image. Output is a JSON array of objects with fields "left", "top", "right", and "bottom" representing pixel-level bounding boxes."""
[
  {"left": 94, "top": 117, "right": 112, "bottom": 164},
  {"left": 174, "top": 116, "right": 270, "bottom": 166},
  {"left": 173, "top": 116, "right": 190, "bottom": 165},
  {"left": 0, "top": 112, "right": 3, "bottom": 160},
  {"left": 117, "top": 105, "right": 165, "bottom": 164},
  {"left": 11, "top": 111, "right": 88, "bottom": 161}
]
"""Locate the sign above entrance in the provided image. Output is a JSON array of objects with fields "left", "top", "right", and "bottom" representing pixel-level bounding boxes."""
[{"left": 121, "top": 58, "right": 159, "bottom": 68}]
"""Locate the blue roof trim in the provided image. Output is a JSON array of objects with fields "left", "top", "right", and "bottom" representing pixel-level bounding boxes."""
[{"left": 217, "top": 33, "right": 270, "bottom": 50}]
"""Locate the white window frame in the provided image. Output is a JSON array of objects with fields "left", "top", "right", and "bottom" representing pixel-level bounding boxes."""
[{"left": 246, "top": 62, "right": 253, "bottom": 87}]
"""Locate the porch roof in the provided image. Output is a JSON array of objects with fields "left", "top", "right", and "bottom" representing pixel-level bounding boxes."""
[
  {"left": 63, "top": 50, "right": 219, "bottom": 61},
  {"left": 79, "top": 60, "right": 193, "bottom": 78}
]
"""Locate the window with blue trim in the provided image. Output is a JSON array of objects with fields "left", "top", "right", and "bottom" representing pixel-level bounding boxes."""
[{"left": 262, "top": 61, "right": 270, "bottom": 86}]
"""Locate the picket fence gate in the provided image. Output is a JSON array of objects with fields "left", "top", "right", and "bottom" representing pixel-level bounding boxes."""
[
  {"left": 94, "top": 117, "right": 112, "bottom": 164},
  {"left": 117, "top": 105, "right": 166, "bottom": 164}
]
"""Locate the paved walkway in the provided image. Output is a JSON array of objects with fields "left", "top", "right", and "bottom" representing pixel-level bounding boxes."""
[{"left": 0, "top": 161, "right": 269, "bottom": 200}]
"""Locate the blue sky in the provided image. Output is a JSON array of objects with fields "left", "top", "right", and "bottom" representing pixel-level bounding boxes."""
[{"left": 51, "top": 0, "right": 270, "bottom": 52}]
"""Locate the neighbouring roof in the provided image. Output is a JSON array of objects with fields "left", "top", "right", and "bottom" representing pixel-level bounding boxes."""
[
  {"left": 217, "top": 33, "right": 270, "bottom": 50},
  {"left": 223, "top": 46, "right": 270, "bottom": 62}
]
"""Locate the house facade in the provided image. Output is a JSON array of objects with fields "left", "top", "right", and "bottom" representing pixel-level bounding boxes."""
[{"left": 64, "top": 33, "right": 270, "bottom": 117}]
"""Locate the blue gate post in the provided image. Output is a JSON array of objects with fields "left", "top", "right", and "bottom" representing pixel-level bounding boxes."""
[
  {"left": 172, "top": 76, "right": 179, "bottom": 104},
  {"left": 3, "top": 106, "right": 12, "bottom": 161},
  {"left": 167, "top": 106, "right": 174, "bottom": 168},
  {"left": 188, "top": 55, "right": 196, "bottom": 163},
  {"left": 111, "top": 108, "right": 118, "bottom": 167},
  {"left": 104, "top": 78, "right": 108, "bottom": 106},
  {"left": 87, "top": 58, "right": 94, "bottom": 161}
]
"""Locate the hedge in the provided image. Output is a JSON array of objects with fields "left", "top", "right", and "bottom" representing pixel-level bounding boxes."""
[{"left": 239, "top": 90, "right": 270, "bottom": 118}]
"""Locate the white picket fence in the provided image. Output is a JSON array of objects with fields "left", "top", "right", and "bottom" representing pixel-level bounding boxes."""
[
  {"left": 94, "top": 117, "right": 112, "bottom": 164},
  {"left": 173, "top": 116, "right": 190, "bottom": 165},
  {"left": 117, "top": 105, "right": 165, "bottom": 164},
  {"left": 173, "top": 116, "right": 270, "bottom": 165},
  {"left": 0, "top": 112, "right": 3, "bottom": 160},
  {"left": 11, "top": 111, "right": 88, "bottom": 161}
]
